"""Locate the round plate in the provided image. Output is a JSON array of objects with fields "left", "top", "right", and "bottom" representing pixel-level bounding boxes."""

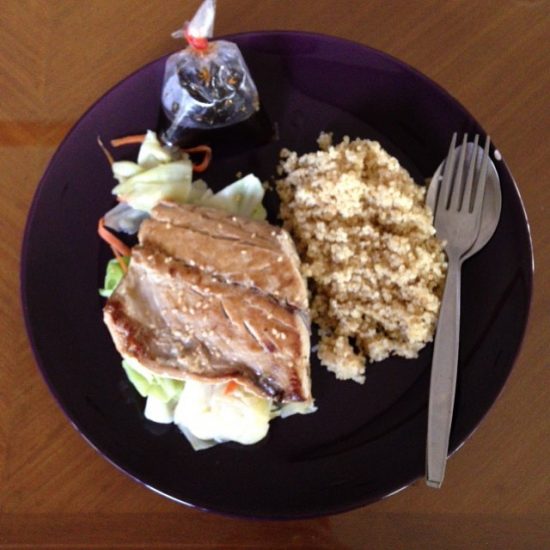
[{"left": 21, "top": 31, "right": 533, "bottom": 519}]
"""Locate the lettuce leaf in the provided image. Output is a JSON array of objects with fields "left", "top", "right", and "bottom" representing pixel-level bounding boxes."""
[
  {"left": 121, "top": 358, "right": 184, "bottom": 404},
  {"left": 99, "top": 257, "right": 129, "bottom": 297}
]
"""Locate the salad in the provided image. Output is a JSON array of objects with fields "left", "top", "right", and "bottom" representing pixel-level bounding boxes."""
[{"left": 98, "top": 131, "right": 314, "bottom": 450}]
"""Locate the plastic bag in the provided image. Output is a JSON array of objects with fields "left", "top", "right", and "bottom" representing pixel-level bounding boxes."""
[{"left": 160, "top": 0, "right": 262, "bottom": 147}]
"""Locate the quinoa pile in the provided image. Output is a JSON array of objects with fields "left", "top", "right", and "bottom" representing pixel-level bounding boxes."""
[{"left": 276, "top": 133, "right": 447, "bottom": 382}]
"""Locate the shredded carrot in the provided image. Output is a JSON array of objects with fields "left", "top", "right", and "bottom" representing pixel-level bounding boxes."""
[
  {"left": 110, "top": 134, "right": 146, "bottom": 147},
  {"left": 224, "top": 380, "right": 239, "bottom": 395},
  {"left": 112, "top": 248, "right": 129, "bottom": 273},
  {"left": 98, "top": 218, "right": 131, "bottom": 272},
  {"left": 183, "top": 145, "right": 212, "bottom": 173},
  {"left": 97, "top": 136, "right": 114, "bottom": 165}
]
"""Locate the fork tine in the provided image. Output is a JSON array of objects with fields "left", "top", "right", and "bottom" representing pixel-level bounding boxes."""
[
  {"left": 436, "top": 133, "right": 457, "bottom": 214},
  {"left": 463, "top": 134, "right": 480, "bottom": 212},
  {"left": 450, "top": 134, "right": 469, "bottom": 211},
  {"left": 469, "top": 135, "right": 491, "bottom": 214}
]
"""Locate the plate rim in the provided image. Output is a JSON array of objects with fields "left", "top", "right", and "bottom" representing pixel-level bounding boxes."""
[{"left": 20, "top": 30, "right": 534, "bottom": 519}]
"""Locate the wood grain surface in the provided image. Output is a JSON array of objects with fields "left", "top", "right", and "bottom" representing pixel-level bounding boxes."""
[{"left": 1, "top": 1, "right": 549, "bottom": 548}]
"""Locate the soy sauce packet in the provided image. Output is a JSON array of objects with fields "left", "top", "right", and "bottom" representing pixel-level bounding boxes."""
[{"left": 160, "top": 0, "right": 263, "bottom": 148}]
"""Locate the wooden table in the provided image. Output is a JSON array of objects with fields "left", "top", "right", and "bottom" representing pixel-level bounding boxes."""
[{"left": 1, "top": 1, "right": 548, "bottom": 547}]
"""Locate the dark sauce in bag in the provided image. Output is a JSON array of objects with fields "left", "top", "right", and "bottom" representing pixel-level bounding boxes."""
[{"left": 158, "top": 0, "right": 273, "bottom": 152}]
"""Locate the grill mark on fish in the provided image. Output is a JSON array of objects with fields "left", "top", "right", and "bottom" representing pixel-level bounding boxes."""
[
  {"left": 241, "top": 297, "right": 299, "bottom": 335},
  {"left": 141, "top": 243, "right": 300, "bottom": 310},
  {"left": 186, "top": 284, "right": 209, "bottom": 299},
  {"left": 144, "top": 219, "right": 276, "bottom": 251},
  {"left": 142, "top": 244, "right": 301, "bottom": 314},
  {"left": 263, "top": 339, "right": 276, "bottom": 353},
  {"left": 243, "top": 320, "right": 275, "bottom": 353},
  {"left": 220, "top": 302, "right": 232, "bottom": 321}
]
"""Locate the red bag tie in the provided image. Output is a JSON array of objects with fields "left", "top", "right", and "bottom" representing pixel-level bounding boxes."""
[{"left": 184, "top": 23, "right": 209, "bottom": 52}]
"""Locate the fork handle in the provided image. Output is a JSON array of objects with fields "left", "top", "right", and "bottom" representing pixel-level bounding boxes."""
[{"left": 426, "top": 253, "right": 462, "bottom": 488}]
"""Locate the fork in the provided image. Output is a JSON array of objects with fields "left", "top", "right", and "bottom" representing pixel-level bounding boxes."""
[{"left": 426, "top": 133, "right": 491, "bottom": 488}]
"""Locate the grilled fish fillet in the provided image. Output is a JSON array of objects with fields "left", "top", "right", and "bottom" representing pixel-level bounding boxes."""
[
  {"left": 103, "top": 202, "right": 311, "bottom": 403},
  {"left": 139, "top": 202, "right": 308, "bottom": 310}
]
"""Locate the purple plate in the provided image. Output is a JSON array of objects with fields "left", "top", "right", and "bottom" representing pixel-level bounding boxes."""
[{"left": 21, "top": 31, "right": 533, "bottom": 519}]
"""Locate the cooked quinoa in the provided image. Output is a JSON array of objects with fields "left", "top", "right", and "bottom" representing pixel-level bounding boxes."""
[{"left": 276, "top": 133, "right": 447, "bottom": 383}]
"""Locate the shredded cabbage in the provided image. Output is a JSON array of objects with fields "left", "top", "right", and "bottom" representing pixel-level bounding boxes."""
[
  {"left": 187, "top": 178, "right": 214, "bottom": 204},
  {"left": 121, "top": 355, "right": 316, "bottom": 450},
  {"left": 178, "top": 424, "right": 218, "bottom": 451},
  {"left": 250, "top": 203, "right": 267, "bottom": 221},
  {"left": 112, "top": 160, "right": 143, "bottom": 180},
  {"left": 105, "top": 131, "right": 267, "bottom": 233},
  {"left": 173, "top": 379, "right": 271, "bottom": 446},
  {"left": 137, "top": 130, "right": 173, "bottom": 168},
  {"left": 144, "top": 395, "right": 178, "bottom": 424},
  {"left": 276, "top": 401, "right": 318, "bottom": 419},
  {"left": 112, "top": 161, "right": 193, "bottom": 212},
  {"left": 109, "top": 131, "right": 193, "bottom": 213},
  {"left": 201, "top": 173, "right": 266, "bottom": 220}
]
